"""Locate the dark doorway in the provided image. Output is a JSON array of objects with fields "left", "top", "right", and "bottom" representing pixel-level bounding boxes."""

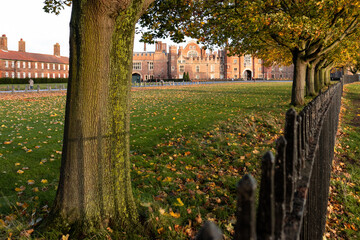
[
  {"left": 132, "top": 73, "right": 141, "bottom": 83},
  {"left": 245, "top": 70, "right": 252, "bottom": 80}
]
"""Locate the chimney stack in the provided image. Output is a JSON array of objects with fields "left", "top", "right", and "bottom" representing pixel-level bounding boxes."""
[
  {"left": 0, "top": 34, "right": 8, "bottom": 50},
  {"left": 178, "top": 46, "right": 183, "bottom": 56},
  {"left": 144, "top": 42, "right": 146, "bottom": 52},
  {"left": 18, "top": 38, "right": 26, "bottom": 52},
  {"left": 54, "top": 43, "right": 60, "bottom": 56}
]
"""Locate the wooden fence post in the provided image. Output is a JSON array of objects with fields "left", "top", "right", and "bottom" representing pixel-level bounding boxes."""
[
  {"left": 256, "top": 151, "right": 275, "bottom": 240},
  {"left": 234, "top": 174, "right": 257, "bottom": 240},
  {"left": 274, "top": 137, "right": 287, "bottom": 239},
  {"left": 284, "top": 108, "right": 297, "bottom": 213}
]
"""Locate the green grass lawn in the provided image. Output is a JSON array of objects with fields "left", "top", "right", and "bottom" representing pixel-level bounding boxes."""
[
  {"left": 1, "top": 82, "right": 292, "bottom": 238},
  {"left": 0, "top": 83, "right": 67, "bottom": 91},
  {"left": 326, "top": 82, "right": 360, "bottom": 240}
]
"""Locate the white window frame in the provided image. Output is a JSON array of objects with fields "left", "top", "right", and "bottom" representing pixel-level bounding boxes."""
[
  {"left": 35, "top": 62, "right": 38, "bottom": 69},
  {"left": 196, "top": 65, "right": 200, "bottom": 72},
  {"left": 28, "top": 62, "right": 31, "bottom": 68},
  {"left": 17, "top": 72, "right": 20, "bottom": 78},
  {"left": 179, "top": 65, "right": 185, "bottom": 72},
  {"left": 17, "top": 62, "right": 20, "bottom": 68},
  {"left": 41, "top": 63, "right": 44, "bottom": 69},
  {"left": 210, "top": 65, "right": 215, "bottom": 72},
  {"left": 23, "top": 72, "right": 26, "bottom": 78},
  {"left": 11, "top": 61, "right": 15, "bottom": 68},
  {"left": 28, "top": 72, "right": 31, "bottom": 78},
  {"left": 5, "top": 60, "right": 8, "bottom": 68},
  {"left": 133, "top": 62, "right": 141, "bottom": 70},
  {"left": 23, "top": 62, "right": 26, "bottom": 68},
  {"left": 47, "top": 63, "right": 50, "bottom": 69},
  {"left": 148, "top": 62, "right": 154, "bottom": 70},
  {"left": 53, "top": 64, "right": 55, "bottom": 70},
  {"left": 11, "top": 72, "right": 15, "bottom": 78},
  {"left": 5, "top": 72, "right": 9, "bottom": 77},
  {"left": 53, "top": 73, "right": 55, "bottom": 78}
]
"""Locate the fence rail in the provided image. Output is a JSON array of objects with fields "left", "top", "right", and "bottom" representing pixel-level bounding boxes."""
[{"left": 197, "top": 81, "right": 345, "bottom": 239}]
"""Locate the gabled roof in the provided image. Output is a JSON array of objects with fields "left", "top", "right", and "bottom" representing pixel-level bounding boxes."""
[{"left": 0, "top": 49, "right": 69, "bottom": 64}]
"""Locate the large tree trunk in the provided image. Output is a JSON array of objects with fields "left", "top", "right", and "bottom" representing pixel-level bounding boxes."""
[
  {"left": 314, "top": 61, "right": 324, "bottom": 92},
  {"left": 306, "top": 63, "right": 316, "bottom": 96},
  {"left": 319, "top": 68, "right": 326, "bottom": 88},
  {"left": 291, "top": 52, "right": 307, "bottom": 106},
  {"left": 40, "top": 0, "right": 154, "bottom": 237},
  {"left": 324, "top": 67, "right": 331, "bottom": 86}
]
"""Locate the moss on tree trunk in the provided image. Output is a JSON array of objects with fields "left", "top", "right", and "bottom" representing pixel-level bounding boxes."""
[
  {"left": 291, "top": 52, "right": 307, "bottom": 106},
  {"left": 39, "top": 0, "right": 154, "bottom": 237}
]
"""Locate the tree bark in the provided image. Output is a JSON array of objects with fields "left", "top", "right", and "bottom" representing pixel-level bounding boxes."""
[
  {"left": 306, "top": 63, "right": 316, "bottom": 96},
  {"left": 41, "top": 0, "right": 154, "bottom": 237},
  {"left": 291, "top": 52, "right": 307, "bottom": 106}
]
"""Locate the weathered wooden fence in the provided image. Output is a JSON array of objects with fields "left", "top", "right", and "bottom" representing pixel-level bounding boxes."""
[{"left": 197, "top": 81, "right": 345, "bottom": 240}]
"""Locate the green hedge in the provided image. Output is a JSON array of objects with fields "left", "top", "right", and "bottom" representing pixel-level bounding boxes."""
[{"left": 0, "top": 78, "right": 68, "bottom": 84}]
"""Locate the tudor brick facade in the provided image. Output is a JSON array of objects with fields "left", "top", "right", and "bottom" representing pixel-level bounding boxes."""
[
  {"left": 0, "top": 34, "right": 69, "bottom": 79},
  {"left": 132, "top": 40, "right": 293, "bottom": 81}
]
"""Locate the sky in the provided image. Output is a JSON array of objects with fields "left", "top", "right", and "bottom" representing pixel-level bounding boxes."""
[{"left": 0, "top": 0, "right": 191, "bottom": 57}]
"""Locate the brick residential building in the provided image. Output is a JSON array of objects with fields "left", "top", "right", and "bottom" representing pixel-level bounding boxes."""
[
  {"left": 132, "top": 40, "right": 293, "bottom": 82},
  {"left": 0, "top": 34, "right": 69, "bottom": 79}
]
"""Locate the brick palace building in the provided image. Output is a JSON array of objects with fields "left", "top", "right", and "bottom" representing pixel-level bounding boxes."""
[
  {"left": 132, "top": 40, "right": 294, "bottom": 82},
  {"left": 0, "top": 34, "right": 293, "bottom": 82},
  {"left": 0, "top": 34, "right": 69, "bottom": 79}
]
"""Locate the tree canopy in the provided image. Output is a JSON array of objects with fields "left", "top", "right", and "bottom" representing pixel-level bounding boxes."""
[{"left": 140, "top": 0, "right": 360, "bottom": 105}]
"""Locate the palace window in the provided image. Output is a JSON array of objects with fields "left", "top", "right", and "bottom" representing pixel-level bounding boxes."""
[
  {"left": 47, "top": 63, "right": 50, "bottom": 70},
  {"left": 17, "top": 62, "right": 20, "bottom": 68},
  {"left": 133, "top": 62, "right": 141, "bottom": 70},
  {"left": 28, "top": 73, "right": 31, "bottom": 78},
  {"left": 17, "top": 72, "right": 20, "bottom": 78},
  {"left": 63, "top": 73, "right": 66, "bottom": 78},
  {"left": 63, "top": 65, "right": 66, "bottom": 70},
  {"left": 41, "top": 73, "right": 44, "bottom": 78},
  {"left": 23, "top": 62, "right": 26, "bottom": 68},
  {"left": 171, "top": 66, "right": 175, "bottom": 71},
  {"left": 53, "top": 73, "right": 55, "bottom": 78},
  {"left": 47, "top": 73, "right": 50, "bottom": 78},
  {"left": 258, "top": 67, "right": 262, "bottom": 72},
  {"left": 11, "top": 61, "right": 15, "bottom": 68},
  {"left": 5, "top": 61, "right": 8, "bottom": 68},
  {"left": 210, "top": 74, "right": 215, "bottom": 79},
  {"left": 187, "top": 50, "right": 198, "bottom": 58},
  {"left": 244, "top": 55, "right": 251, "bottom": 67},
  {"left": 35, "top": 63, "right": 38, "bottom": 69},
  {"left": 258, "top": 59, "right": 262, "bottom": 64},
  {"left": 234, "top": 59, "right": 237, "bottom": 64},
  {"left": 5, "top": 72, "right": 9, "bottom": 77},
  {"left": 234, "top": 68, "right": 238, "bottom": 71},
  {"left": 28, "top": 62, "right": 31, "bottom": 68},
  {"left": 179, "top": 65, "right": 185, "bottom": 72},
  {"left": 42, "top": 63, "right": 44, "bottom": 69},
  {"left": 210, "top": 65, "right": 215, "bottom": 72},
  {"left": 196, "top": 65, "right": 200, "bottom": 72},
  {"left": 23, "top": 72, "right": 26, "bottom": 78},
  {"left": 58, "top": 73, "right": 61, "bottom": 78},
  {"left": 35, "top": 73, "right": 38, "bottom": 78},
  {"left": 58, "top": 64, "right": 61, "bottom": 70},
  {"left": 53, "top": 64, "right": 55, "bottom": 70},
  {"left": 148, "top": 62, "right": 154, "bottom": 70}
]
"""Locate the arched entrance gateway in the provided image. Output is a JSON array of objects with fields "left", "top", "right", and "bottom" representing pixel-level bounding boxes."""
[
  {"left": 243, "top": 70, "right": 252, "bottom": 80},
  {"left": 132, "top": 73, "right": 141, "bottom": 83}
]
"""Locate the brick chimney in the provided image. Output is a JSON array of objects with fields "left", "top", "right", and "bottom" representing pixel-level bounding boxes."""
[
  {"left": 144, "top": 42, "right": 146, "bottom": 52},
  {"left": 0, "top": 34, "right": 8, "bottom": 50},
  {"left": 201, "top": 47, "right": 206, "bottom": 58},
  {"left": 54, "top": 43, "right": 60, "bottom": 56},
  {"left": 178, "top": 46, "right": 183, "bottom": 56},
  {"left": 18, "top": 38, "right": 26, "bottom": 52}
]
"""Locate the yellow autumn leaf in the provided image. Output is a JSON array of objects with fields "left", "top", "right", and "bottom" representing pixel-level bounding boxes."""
[
  {"left": 174, "top": 198, "right": 184, "bottom": 207},
  {"left": 4, "top": 141, "right": 12, "bottom": 144},
  {"left": 41, "top": 179, "right": 48, "bottom": 184},
  {"left": 17, "top": 170, "right": 24, "bottom": 174},
  {"left": 15, "top": 186, "right": 26, "bottom": 192},
  {"left": 15, "top": 163, "right": 20, "bottom": 166},
  {"left": 27, "top": 180, "right": 35, "bottom": 185},
  {"left": 169, "top": 211, "right": 180, "bottom": 218}
]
